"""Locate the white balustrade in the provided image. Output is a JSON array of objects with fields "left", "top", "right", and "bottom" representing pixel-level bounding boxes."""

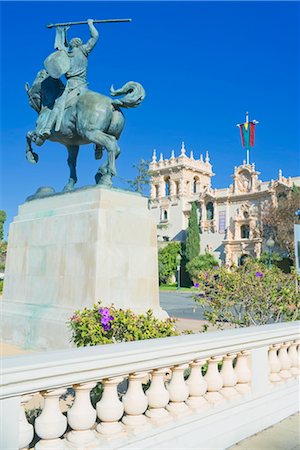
[
  {"left": 1, "top": 322, "right": 299, "bottom": 450},
  {"left": 234, "top": 351, "right": 251, "bottom": 394},
  {"left": 19, "top": 394, "right": 34, "bottom": 450},
  {"left": 96, "top": 377, "right": 125, "bottom": 436},
  {"left": 122, "top": 372, "right": 150, "bottom": 431},
  {"left": 268, "top": 344, "right": 282, "bottom": 383},
  {"left": 166, "top": 364, "right": 190, "bottom": 416},
  {"left": 34, "top": 388, "right": 67, "bottom": 449},
  {"left": 66, "top": 382, "right": 97, "bottom": 448},
  {"left": 145, "top": 368, "right": 172, "bottom": 423},
  {"left": 287, "top": 341, "right": 299, "bottom": 376},
  {"left": 185, "top": 359, "right": 209, "bottom": 410},
  {"left": 278, "top": 342, "right": 292, "bottom": 379},
  {"left": 220, "top": 353, "right": 239, "bottom": 399},
  {"left": 204, "top": 357, "right": 224, "bottom": 404}
]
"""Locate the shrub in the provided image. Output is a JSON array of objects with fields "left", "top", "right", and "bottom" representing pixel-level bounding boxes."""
[
  {"left": 68, "top": 303, "right": 179, "bottom": 347},
  {"left": 185, "top": 202, "right": 200, "bottom": 264},
  {"left": 158, "top": 242, "right": 182, "bottom": 284},
  {"left": 193, "top": 259, "right": 300, "bottom": 328},
  {"left": 186, "top": 253, "right": 219, "bottom": 283}
]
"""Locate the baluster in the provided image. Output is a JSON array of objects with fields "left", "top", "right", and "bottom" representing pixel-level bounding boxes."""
[
  {"left": 34, "top": 388, "right": 67, "bottom": 449},
  {"left": 96, "top": 377, "right": 125, "bottom": 437},
  {"left": 166, "top": 364, "right": 191, "bottom": 416},
  {"left": 66, "top": 382, "right": 97, "bottom": 448},
  {"left": 234, "top": 351, "right": 251, "bottom": 394},
  {"left": 185, "top": 359, "right": 209, "bottom": 410},
  {"left": 122, "top": 372, "right": 150, "bottom": 432},
  {"left": 268, "top": 344, "right": 282, "bottom": 383},
  {"left": 220, "top": 353, "right": 239, "bottom": 399},
  {"left": 287, "top": 341, "right": 299, "bottom": 376},
  {"left": 19, "top": 395, "right": 34, "bottom": 450},
  {"left": 278, "top": 342, "right": 292, "bottom": 379},
  {"left": 145, "top": 368, "right": 172, "bottom": 423},
  {"left": 204, "top": 357, "right": 224, "bottom": 404}
]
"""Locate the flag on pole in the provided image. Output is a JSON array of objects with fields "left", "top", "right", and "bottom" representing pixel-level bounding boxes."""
[{"left": 239, "top": 121, "right": 256, "bottom": 148}]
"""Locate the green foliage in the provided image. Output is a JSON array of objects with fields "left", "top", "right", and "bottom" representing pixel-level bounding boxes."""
[
  {"left": 127, "top": 159, "right": 151, "bottom": 195},
  {"left": 158, "top": 242, "right": 182, "bottom": 284},
  {"left": 68, "top": 303, "right": 179, "bottom": 347},
  {"left": 185, "top": 203, "right": 200, "bottom": 264},
  {"left": 259, "top": 251, "right": 283, "bottom": 266},
  {"left": 193, "top": 259, "right": 300, "bottom": 328},
  {"left": 0, "top": 280, "right": 3, "bottom": 294},
  {"left": 186, "top": 253, "right": 219, "bottom": 282},
  {"left": 0, "top": 210, "right": 6, "bottom": 241},
  {"left": 25, "top": 407, "right": 42, "bottom": 425}
]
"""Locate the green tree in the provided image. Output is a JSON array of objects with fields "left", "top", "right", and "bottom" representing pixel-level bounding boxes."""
[
  {"left": 127, "top": 159, "right": 151, "bottom": 195},
  {"left": 0, "top": 210, "right": 6, "bottom": 241},
  {"left": 185, "top": 202, "right": 200, "bottom": 263},
  {"left": 186, "top": 253, "right": 219, "bottom": 283},
  {"left": 158, "top": 242, "right": 182, "bottom": 284}
]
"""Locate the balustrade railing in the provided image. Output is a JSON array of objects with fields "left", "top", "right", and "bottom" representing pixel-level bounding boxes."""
[{"left": 1, "top": 322, "right": 299, "bottom": 450}]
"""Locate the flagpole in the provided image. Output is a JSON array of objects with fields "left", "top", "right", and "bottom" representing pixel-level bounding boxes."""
[{"left": 245, "top": 111, "right": 250, "bottom": 165}]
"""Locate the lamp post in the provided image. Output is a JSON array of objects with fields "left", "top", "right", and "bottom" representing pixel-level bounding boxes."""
[
  {"left": 176, "top": 254, "right": 182, "bottom": 290},
  {"left": 266, "top": 236, "right": 275, "bottom": 269}
]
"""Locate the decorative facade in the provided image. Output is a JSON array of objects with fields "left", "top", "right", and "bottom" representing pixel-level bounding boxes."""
[{"left": 149, "top": 143, "right": 300, "bottom": 265}]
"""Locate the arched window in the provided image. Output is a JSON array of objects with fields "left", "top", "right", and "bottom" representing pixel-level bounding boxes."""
[
  {"left": 155, "top": 185, "right": 159, "bottom": 198},
  {"left": 163, "top": 210, "right": 168, "bottom": 221},
  {"left": 175, "top": 181, "right": 180, "bottom": 195},
  {"left": 241, "top": 224, "right": 250, "bottom": 239},
  {"left": 206, "top": 202, "right": 214, "bottom": 220},
  {"left": 165, "top": 177, "right": 170, "bottom": 197},
  {"left": 193, "top": 177, "right": 199, "bottom": 194}
]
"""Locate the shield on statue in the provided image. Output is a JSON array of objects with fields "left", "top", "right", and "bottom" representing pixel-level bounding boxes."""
[{"left": 44, "top": 50, "right": 70, "bottom": 79}]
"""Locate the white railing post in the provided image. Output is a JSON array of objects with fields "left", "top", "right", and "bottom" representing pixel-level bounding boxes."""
[
  {"left": 122, "top": 372, "right": 150, "bottom": 431},
  {"left": 204, "top": 356, "right": 224, "bottom": 404},
  {"left": 145, "top": 368, "right": 172, "bottom": 423},
  {"left": 19, "top": 395, "right": 34, "bottom": 450},
  {"left": 0, "top": 396, "right": 21, "bottom": 450},
  {"left": 186, "top": 359, "right": 209, "bottom": 410},
  {"left": 35, "top": 388, "right": 67, "bottom": 449},
  {"left": 166, "top": 364, "right": 190, "bottom": 416},
  {"left": 66, "top": 382, "right": 98, "bottom": 448},
  {"left": 235, "top": 351, "right": 251, "bottom": 394},
  {"left": 96, "top": 377, "right": 125, "bottom": 437}
]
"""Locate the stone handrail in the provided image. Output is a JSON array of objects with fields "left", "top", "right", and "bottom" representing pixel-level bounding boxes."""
[{"left": 1, "top": 322, "right": 299, "bottom": 449}]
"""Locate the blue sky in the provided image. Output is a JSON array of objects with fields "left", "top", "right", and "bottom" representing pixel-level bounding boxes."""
[{"left": 1, "top": 1, "right": 299, "bottom": 236}]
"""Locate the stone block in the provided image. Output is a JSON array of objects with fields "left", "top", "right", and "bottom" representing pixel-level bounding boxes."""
[{"left": 1, "top": 186, "right": 167, "bottom": 350}]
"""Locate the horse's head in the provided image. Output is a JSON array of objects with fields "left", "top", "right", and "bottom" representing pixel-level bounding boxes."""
[
  {"left": 26, "top": 69, "right": 65, "bottom": 113},
  {"left": 25, "top": 69, "right": 48, "bottom": 113}
]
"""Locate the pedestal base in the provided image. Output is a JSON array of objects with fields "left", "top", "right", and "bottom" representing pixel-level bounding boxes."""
[{"left": 1, "top": 186, "right": 167, "bottom": 350}]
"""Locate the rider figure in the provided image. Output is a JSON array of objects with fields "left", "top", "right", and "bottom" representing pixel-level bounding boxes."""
[{"left": 40, "top": 19, "right": 99, "bottom": 138}]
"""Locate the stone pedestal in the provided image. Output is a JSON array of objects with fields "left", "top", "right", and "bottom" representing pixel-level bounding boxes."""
[{"left": 1, "top": 187, "right": 167, "bottom": 350}]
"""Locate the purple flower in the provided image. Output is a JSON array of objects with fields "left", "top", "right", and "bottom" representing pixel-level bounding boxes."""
[
  {"left": 101, "top": 316, "right": 109, "bottom": 325},
  {"left": 255, "top": 272, "right": 263, "bottom": 278},
  {"left": 213, "top": 265, "right": 219, "bottom": 269},
  {"left": 102, "top": 323, "right": 111, "bottom": 332},
  {"left": 194, "top": 283, "right": 200, "bottom": 288},
  {"left": 99, "top": 307, "right": 110, "bottom": 317}
]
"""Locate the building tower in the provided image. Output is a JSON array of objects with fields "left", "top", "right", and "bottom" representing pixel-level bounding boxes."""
[{"left": 149, "top": 142, "right": 214, "bottom": 241}]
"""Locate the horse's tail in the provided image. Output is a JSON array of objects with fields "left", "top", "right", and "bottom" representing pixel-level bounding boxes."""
[{"left": 110, "top": 81, "right": 146, "bottom": 109}]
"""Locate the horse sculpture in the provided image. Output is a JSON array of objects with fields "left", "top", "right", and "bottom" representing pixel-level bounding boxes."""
[{"left": 25, "top": 69, "right": 145, "bottom": 191}]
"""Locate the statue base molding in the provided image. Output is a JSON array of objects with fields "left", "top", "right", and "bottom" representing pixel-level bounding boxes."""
[{"left": 1, "top": 186, "right": 167, "bottom": 350}]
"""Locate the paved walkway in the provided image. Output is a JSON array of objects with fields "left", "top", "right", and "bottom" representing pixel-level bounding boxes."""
[{"left": 228, "top": 413, "right": 300, "bottom": 450}]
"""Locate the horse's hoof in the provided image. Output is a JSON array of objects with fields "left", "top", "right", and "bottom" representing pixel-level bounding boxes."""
[
  {"left": 63, "top": 180, "right": 75, "bottom": 192},
  {"left": 26, "top": 151, "right": 39, "bottom": 164},
  {"left": 96, "top": 175, "right": 113, "bottom": 188}
]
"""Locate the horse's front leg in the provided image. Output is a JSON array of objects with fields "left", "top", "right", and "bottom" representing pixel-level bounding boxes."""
[
  {"left": 63, "top": 145, "right": 79, "bottom": 192},
  {"left": 26, "top": 131, "right": 39, "bottom": 164}
]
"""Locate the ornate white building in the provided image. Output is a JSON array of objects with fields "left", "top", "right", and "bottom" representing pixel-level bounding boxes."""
[{"left": 149, "top": 142, "right": 300, "bottom": 265}]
